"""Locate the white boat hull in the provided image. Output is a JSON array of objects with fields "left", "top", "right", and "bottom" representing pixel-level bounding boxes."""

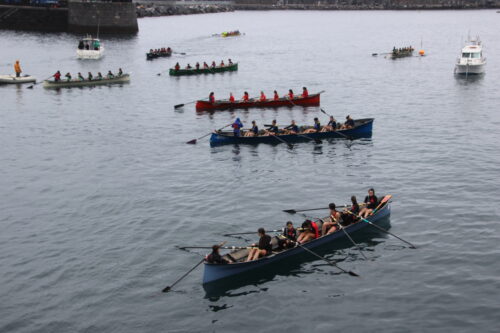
[
  {"left": 454, "top": 63, "right": 485, "bottom": 75},
  {"left": 77, "top": 47, "right": 104, "bottom": 60},
  {"left": 0, "top": 75, "right": 37, "bottom": 84}
]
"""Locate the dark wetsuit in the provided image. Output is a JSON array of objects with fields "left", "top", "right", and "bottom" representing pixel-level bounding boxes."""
[
  {"left": 206, "top": 252, "right": 229, "bottom": 264},
  {"left": 258, "top": 234, "right": 272, "bottom": 255},
  {"left": 364, "top": 195, "right": 378, "bottom": 209}
]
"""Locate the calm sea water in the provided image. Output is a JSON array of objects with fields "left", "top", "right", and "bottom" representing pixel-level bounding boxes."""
[{"left": 1, "top": 9, "right": 500, "bottom": 333}]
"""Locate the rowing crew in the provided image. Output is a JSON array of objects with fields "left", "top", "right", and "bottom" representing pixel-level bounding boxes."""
[
  {"left": 227, "top": 116, "right": 355, "bottom": 137},
  {"left": 392, "top": 46, "right": 414, "bottom": 55},
  {"left": 209, "top": 87, "right": 308, "bottom": 103},
  {"left": 52, "top": 69, "right": 124, "bottom": 82},
  {"left": 149, "top": 47, "right": 171, "bottom": 55},
  {"left": 175, "top": 59, "right": 233, "bottom": 71},
  {"left": 206, "top": 188, "right": 380, "bottom": 264}
]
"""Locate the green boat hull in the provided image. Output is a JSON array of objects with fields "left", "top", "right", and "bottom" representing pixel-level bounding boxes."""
[{"left": 169, "top": 63, "right": 238, "bottom": 76}]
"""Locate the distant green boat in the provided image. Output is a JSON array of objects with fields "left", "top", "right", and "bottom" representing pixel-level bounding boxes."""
[{"left": 169, "top": 63, "right": 238, "bottom": 76}]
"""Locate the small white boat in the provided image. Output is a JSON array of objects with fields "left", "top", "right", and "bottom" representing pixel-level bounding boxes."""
[
  {"left": 77, "top": 35, "right": 104, "bottom": 60},
  {"left": 454, "top": 36, "right": 486, "bottom": 76},
  {"left": 0, "top": 74, "right": 36, "bottom": 84}
]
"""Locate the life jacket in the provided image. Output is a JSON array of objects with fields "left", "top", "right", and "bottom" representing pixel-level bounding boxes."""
[
  {"left": 242, "top": 94, "right": 249, "bottom": 101},
  {"left": 260, "top": 93, "right": 266, "bottom": 101},
  {"left": 274, "top": 93, "right": 279, "bottom": 100},
  {"left": 288, "top": 92, "right": 294, "bottom": 99},
  {"left": 311, "top": 221, "right": 319, "bottom": 239},
  {"left": 209, "top": 95, "right": 215, "bottom": 103},
  {"left": 229, "top": 95, "right": 235, "bottom": 102},
  {"left": 302, "top": 90, "right": 308, "bottom": 97}
]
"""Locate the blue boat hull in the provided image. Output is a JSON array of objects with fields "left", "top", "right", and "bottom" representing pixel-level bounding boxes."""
[
  {"left": 209, "top": 118, "right": 373, "bottom": 146},
  {"left": 203, "top": 202, "right": 390, "bottom": 284}
]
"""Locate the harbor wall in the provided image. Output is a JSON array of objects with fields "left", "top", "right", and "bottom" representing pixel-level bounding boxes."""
[
  {"left": 0, "top": 4, "right": 68, "bottom": 32},
  {"left": 135, "top": 1, "right": 234, "bottom": 17}
]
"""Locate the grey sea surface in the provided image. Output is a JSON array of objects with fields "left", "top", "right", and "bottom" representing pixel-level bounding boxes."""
[{"left": 1, "top": 9, "right": 500, "bottom": 333}]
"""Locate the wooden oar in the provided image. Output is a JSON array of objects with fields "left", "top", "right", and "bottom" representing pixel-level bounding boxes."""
[
  {"left": 223, "top": 229, "right": 283, "bottom": 236},
  {"left": 186, "top": 123, "right": 231, "bottom": 144},
  {"left": 270, "top": 133, "right": 293, "bottom": 149},
  {"left": 283, "top": 205, "right": 352, "bottom": 214},
  {"left": 162, "top": 241, "right": 226, "bottom": 292},
  {"left": 26, "top": 75, "right": 52, "bottom": 89},
  {"left": 319, "top": 108, "right": 353, "bottom": 140},
  {"left": 281, "top": 235, "right": 359, "bottom": 277},
  {"left": 372, "top": 52, "right": 391, "bottom": 56},
  {"left": 335, "top": 221, "right": 369, "bottom": 260},
  {"left": 178, "top": 245, "right": 256, "bottom": 250}
]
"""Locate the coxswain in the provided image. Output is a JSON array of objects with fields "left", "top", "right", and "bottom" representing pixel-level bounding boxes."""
[
  {"left": 53, "top": 70, "right": 61, "bottom": 82},
  {"left": 228, "top": 58, "right": 233, "bottom": 65},
  {"left": 302, "top": 86, "right": 309, "bottom": 98},
  {"left": 206, "top": 245, "right": 229, "bottom": 264},
  {"left": 297, "top": 220, "right": 319, "bottom": 244},
  {"left": 118, "top": 68, "right": 123, "bottom": 76},
  {"left": 77, "top": 72, "right": 84, "bottom": 81},
  {"left": 14, "top": 60, "right": 22, "bottom": 78},
  {"left": 265, "top": 119, "right": 279, "bottom": 136},
  {"left": 245, "top": 228, "right": 272, "bottom": 262},
  {"left": 278, "top": 221, "right": 297, "bottom": 249},
  {"left": 273, "top": 90, "right": 279, "bottom": 100},
  {"left": 209, "top": 92, "right": 215, "bottom": 104},
  {"left": 107, "top": 70, "right": 114, "bottom": 79},
  {"left": 65, "top": 72, "right": 72, "bottom": 81},
  {"left": 359, "top": 188, "right": 378, "bottom": 218},
  {"left": 321, "top": 203, "right": 342, "bottom": 235},
  {"left": 220, "top": 60, "right": 225, "bottom": 67},
  {"left": 211, "top": 61, "right": 216, "bottom": 68},
  {"left": 97, "top": 72, "right": 103, "bottom": 80},
  {"left": 87, "top": 72, "right": 93, "bottom": 81},
  {"left": 288, "top": 89, "right": 294, "bottom": 99},
  {"left": 284, "top": 120, "right": 299, "bottom": 134},
  {"left": 229, "top": 92, "right": 235, "bottom": 103},
  {"left": 321, "top": 115, "right": 337, "bottom": 132},
  {"left": 232, "top": 117, "right": 244, "bottom": 137},
  {"left": 242, "top": 91, "right": 250, "bottom": 102},
  {"left": 244, "top": 120, "right": 259, "bottom": 137},
  {"left": 195, "top": 62, "right": 200, "bottom": 70},
  {"left": 303, "top": 117, "right": 321, "bottom": 134},
  {"left": 174, "top": 62, "right": 180, "bottom": 71},
  {"left": 203, "top": 62, "right": 209, "bottom": 69},
  {"left": 259, "top": 91, "right": 267, "bottom": 101}
]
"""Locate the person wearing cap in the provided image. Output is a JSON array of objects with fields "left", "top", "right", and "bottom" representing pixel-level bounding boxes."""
[
  {"left": 206, "top": 245, "right": 229, "bottom": 264},
  {"left": 246, "top": 228, "right": 272, "bottom": 262},
  {"left": 14, "top": 60, "right": 22, "bottom": 78}
]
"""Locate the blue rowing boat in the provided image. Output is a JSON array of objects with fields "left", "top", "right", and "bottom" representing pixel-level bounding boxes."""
[
  {"left": 203, "top": 198, "right": 391, "bottom": 284},
  {"left": 209, "top": 118, "right": 373, "bottom": 146}
]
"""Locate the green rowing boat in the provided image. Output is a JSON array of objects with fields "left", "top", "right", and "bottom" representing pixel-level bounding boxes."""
[{"left": 169, "top": 63, "right": 238, "bottom": 76}]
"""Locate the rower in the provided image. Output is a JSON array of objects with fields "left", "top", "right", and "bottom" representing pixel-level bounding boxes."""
[
  {"left": 14, "top": 60, "right": 21, "bottom": 78},
  {"left": 303, "top": 117, "right": 321, "bottom": 134},
  {"left": 107, "top": 70, "right": 114, "bottom": 79},
  {"left": 77, "top": 72, "right": 84, "bottom": 81},
  {"left": 264, "top": 119, "right": 279, "bottom": 136},
  {"left": 174, "top": 62, "right": 180, "bottom": 71},
  {"left": 206, "top": 245, "right": 229, "bottom": 264},
  {"left": 203, "top": 62, "right": 209, "bottom": 69},
  {"left": 321, "top": 116, "right": 337, "bottom": 132},
  {"left": 288, "top": 89, "right": 294, "bottom": 99},
  {"left": 229, "top": 92, "right": 235, "bottom": 102},
  {"left": 259, "top": 91, "right": 267, "bottom": 101},
  {"left": 65, "top": 72, "right": 72, "bottom": 81},
  {"left": 242, "top": 91, "right": 250, "bottom": 102},
  {"left": 341, "top": 196, "right": 360, "bottom": 226},
  {"left": 220, "top": 60, "right": 225, "bottom": 67},
  {"left": 245, "top": 228, "right": 272, "bottom": 262},
  {"left": 273, "top": 90, "right": 279, "bottom": 100},
  {"left": 244, "top": 120, "right": 259, "bottom": 137},
  {"left": 195, "top": 62, "right": 200, "bottom": 70},
  {"left": 278, "top": 221, "right": 297, "bottom": 249},
  {"left": 284, "top": 120, "right": 299, "bottom": 134},
  {"left": 53, "top": 70, "right": 61, "bottom": 82},
  {"left": 97, "top": 72, "right": 103, "bottom": 80},
  {"left": 186, "top": 63, "right": 192, "bottom": 69},
  {"left": 211, "top": 61, "right": 216, "bottom": 68},
  {"left": 149, "top": 49, "right": 154, "bottom": 54},
  {"left": 297, "top": 220, "right": 319, "bottom": 244},
  {"left": 209, "top": 92, "right": 215, "bottom": 104},
  {"left": 341, "top": 115, "right": 355, "bottom": 129},
  {"left": 87, "top": 72, "right": 93, "bottom": 81},
  {"left": 359, "top": 188, "right": 378, "bottom": 218},
  {"left": 321, "top": 203, "right": 342, "bottom": 235},
  {"left": 232, "top": 117, "right": 244, "bottom": 137},
  {"left": 167, "top": 47, "right": 172, "bottom": 53},
  {"left": 302, "top": 86, "right": 309, "bottom": 98},
  {"left": 118, "top": 68, "right": 123, "bottom": 76},
  {"left": 228, "top": 58, "right": 233, "bottom": 65}
]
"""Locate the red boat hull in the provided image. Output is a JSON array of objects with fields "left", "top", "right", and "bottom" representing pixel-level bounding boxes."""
[{"left": 195, "top": 93, "right": 321, "bottom": 111}]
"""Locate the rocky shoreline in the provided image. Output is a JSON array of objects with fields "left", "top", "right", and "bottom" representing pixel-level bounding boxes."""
[{"left": 136, "top": 3, "right": 234, "bottom": 18}]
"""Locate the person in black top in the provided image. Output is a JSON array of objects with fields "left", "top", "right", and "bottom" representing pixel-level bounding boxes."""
[
  {"left": 278, "top": 221, "right": 297, "bottom": 249},
  {"left": 341, "top": 195, "right": 360, "bottom": 226},
  {"left": 342, "top": 115, "right": 355, "bottom": 129},
  {"left": 206, "top": 245, "right": 229, "bottom": 264},
  {"left": 322, "top": 115, "right": 337, "bottom": 132},
  {"left": 244, "top": 120, "right": 259, "bottom": 137},
  {"left": 359, "top": 188, "right": 378, "bottom": 218},
  {"left": 246, "top": 228, "right": 272, "bottom": 262},
  {"left": 264, "top": 119, "right": 279, "bottom": 136},
  {"left": 284, "top": 120, "right": 299, "bottom": 134}
]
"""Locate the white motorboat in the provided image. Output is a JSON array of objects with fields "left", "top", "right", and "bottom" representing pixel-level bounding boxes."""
[
  {"left": 0, "top": 74, "right": 36, "bottom": 84},
  {"left": 454, "top": 36, "right": 485, "bottom": 75},
  {"left": 77, "top": 35, "right": 104, "bottom": 60}
]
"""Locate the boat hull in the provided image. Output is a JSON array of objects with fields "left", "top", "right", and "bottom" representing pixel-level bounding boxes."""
[
  {"left": 454, "top": 63, "right": 485, "bottom": 75},
  {"left": 169, "top": 63, "right": 238, "bottom": 76},
  {"left": 0, "top": 75, "right": 36, "bottom": 84},
  {"left": 146, "top": 52, "right": 172, "bottom": 60},
  {"left": 203, "top": 202, "right": 391, "bottom": 284},
  {"left": 209, "top": 118, "right": 373, "bottom": 146},
  {"left": 196, "top": 93, "right": 321, "bottom": 111},
  {"left": 43, "top": 74, "right": 130, "bottom": 89},
  {"left": 77, "top": 48, "right": 104, "bottom": 60}
]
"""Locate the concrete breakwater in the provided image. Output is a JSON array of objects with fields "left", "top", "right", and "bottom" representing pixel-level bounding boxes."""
[{"left": 136, "top": 2, "right": 234, "bottom": 17}]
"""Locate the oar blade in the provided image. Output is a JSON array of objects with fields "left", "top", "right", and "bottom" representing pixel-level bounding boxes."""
[
  {"left": 162, "top": 286, "right": 171, "bottom": 292},
  {"left": 186, "top": 139, "right": 197, "bottom": 144},
  {"left": 282, "top": 209, "right": 297, "bottom": 214},
  {"left": 174, "top": 103, "right": 184, "bottom": 109},
  {"left": 348, "top": 271, "right": 360, "bottom": 277}
]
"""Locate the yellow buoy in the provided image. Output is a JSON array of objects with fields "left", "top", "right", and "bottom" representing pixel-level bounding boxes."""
[{"left": 419, "top": 49, "right": 425, "bottom": 56}]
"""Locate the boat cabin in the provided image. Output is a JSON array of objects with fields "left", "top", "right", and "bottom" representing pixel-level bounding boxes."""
[{"left": 78, "top": 36, "right": 101, "bottom": 51}]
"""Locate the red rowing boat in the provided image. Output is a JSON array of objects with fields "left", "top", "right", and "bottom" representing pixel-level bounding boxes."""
[{"left": 195, "top": 93, "right": 321, "bottom": 111}]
